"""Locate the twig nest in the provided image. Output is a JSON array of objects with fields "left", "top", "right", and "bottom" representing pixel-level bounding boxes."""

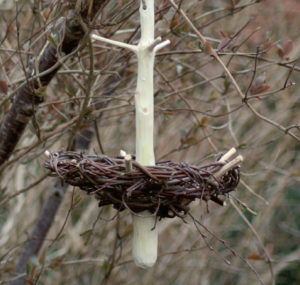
[{"left": 44, "top": 151, "right": 241, "bottom": 218}]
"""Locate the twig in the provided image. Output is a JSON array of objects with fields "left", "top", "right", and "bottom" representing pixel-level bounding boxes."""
[
  {"left": 0, "top": 0, "right": 109, "bottom": 166},
  {"left": 215, "top": 155, "right": 243, "bottom": 179},
  {"left": 244, "top": 46, "right": 260, "bottom": 99},
  {"left": 168, "top": 0, "right": 300, "bottom": 143},
  {"left": 125, "top": 154, "right": 133, "bottom": 172},
  {"left": 0, "top": 172, "right": 50, "bottom": 208},
  {"left": 188, "top": 212, "right": 265, "bottom": 285},
  {"left": 230, "top": 198, "right": 274, "bottom": 285}
]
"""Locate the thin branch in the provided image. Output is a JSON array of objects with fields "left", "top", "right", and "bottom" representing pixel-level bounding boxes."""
[
  {"left": 230, "top": 198, "right": 275, "bottom": 285},
  {"left": 0, "top": 0, "right": 109, "bottom": 167},
  {"left": 0, "top": 172, "right": 50, "bottom": 208},
  {"left": 91, "top": 34, "right": 137, "bottom": 53},
  {"left": 168, "top": 0, "right": 300, "bottom": 143},
  {"left": 10, "top": 126, "right": 94, "bottom": 285}
]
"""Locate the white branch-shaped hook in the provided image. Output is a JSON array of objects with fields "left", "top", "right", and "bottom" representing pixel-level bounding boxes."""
[
  {"left": 154, "top": 39, "right": 170, "bottom": 53},
  {"left": 91, "top": 34, "right": 137, "bottom": 53}
]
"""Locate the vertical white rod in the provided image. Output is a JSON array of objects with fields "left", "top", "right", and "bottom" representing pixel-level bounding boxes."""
[
  {"left": 132, "top": 0, "right": 157, "bottom": 269},
  {"left": 92, "top": 0, "right": 169, "bottom": 269}
]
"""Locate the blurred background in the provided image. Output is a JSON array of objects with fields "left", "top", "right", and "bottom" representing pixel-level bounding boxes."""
[{"left": 0, "top": 0, "right": 300, "bottom": 284}]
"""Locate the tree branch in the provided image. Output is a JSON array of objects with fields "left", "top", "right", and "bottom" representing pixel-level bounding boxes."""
[
  {"left": 0, "top": 0, "right": 108, "bottom": 166},
  {"left": 10, "top": 126, "right": 94, "bottom": 285}
]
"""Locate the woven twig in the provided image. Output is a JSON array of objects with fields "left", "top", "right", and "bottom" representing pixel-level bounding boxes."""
[{"left": 44, "top": 151, "right": 241, "bottom": 218}]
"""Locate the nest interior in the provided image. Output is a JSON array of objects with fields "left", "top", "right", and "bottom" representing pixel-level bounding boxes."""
[{"left": 44, "top": 151, "right": 240, "bottom": 218}]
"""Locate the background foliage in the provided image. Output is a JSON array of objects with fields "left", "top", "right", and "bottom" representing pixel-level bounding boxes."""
[{"left": 1, "top": 0, "right": 300, "bottom": 284}]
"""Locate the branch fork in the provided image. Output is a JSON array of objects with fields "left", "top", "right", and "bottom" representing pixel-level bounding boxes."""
[{"left": 91, "top": 33, "right": 170, "bottom": 55}]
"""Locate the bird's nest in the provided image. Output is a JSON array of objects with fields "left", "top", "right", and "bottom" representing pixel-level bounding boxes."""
[{"left": 44, "top": 150, "right": 242, "bottom": 218}]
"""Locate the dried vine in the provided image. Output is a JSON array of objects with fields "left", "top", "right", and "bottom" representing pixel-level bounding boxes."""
[{"left": 44, "top": 151, "right": 241, "bottom": 218}]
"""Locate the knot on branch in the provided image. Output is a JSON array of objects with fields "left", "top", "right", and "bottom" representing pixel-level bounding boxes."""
[{"left": 44, "top": 151, "right": 241, "bottom": 218}]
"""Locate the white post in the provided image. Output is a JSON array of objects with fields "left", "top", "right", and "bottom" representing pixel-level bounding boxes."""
[
  {"left": 132, "top": 0, "right": 157, "bottom": 268},
  {"left": 92, "top": 0, "right": 170, "bottom": 268}
]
